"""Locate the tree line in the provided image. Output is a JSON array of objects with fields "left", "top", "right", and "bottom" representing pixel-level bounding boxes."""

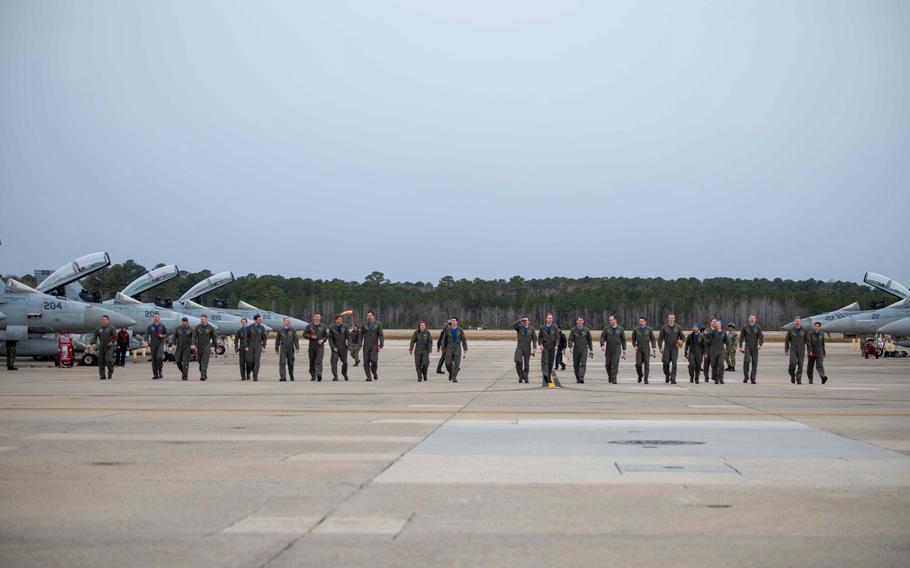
[{"left": 8, "top": 262, "right": 890, "bottom": 330}]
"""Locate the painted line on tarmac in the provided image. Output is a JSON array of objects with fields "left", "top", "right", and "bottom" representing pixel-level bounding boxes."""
[
  {"left": 372, "top": 419, "right": 448, "bottom": 424},
  {"left": 27, "top": 433, "right": 423, "bottom": 443},
  {"left": 286, "top": 453, "right": 401, "bottom": 462},
  {"left": 312, "top": 517, "right": 408, "bottom": 535},
  {"left": 1, "top": 407, "right": 908, "bottom": 417},
  {"left": 222, "top": 516, "right": 320, "bottom": 534}
]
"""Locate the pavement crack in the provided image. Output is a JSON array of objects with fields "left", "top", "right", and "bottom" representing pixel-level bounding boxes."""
[{"left": 392, "top": 512, "right": 416, "bottom": 541}]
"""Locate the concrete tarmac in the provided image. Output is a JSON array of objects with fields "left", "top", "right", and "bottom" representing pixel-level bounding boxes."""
[{"left": 1, "top": 341, "right": 908, "bottom": 567}]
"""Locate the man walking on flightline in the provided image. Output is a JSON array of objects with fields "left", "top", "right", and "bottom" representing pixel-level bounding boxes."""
[
  {"left": 409, "top": 321, "right": 433, "bottom": 382},
  {"left": 785, "top": 316, "right": 808, "bottom": 385},
  {"left": 360, "top": 311, "right": 384, "bottom": 382},
  {"left": 568, "top": 316, "right": 593, "bottom": 384},
  {"left": 115, "top": 326, "right": 130, "bottom": 367},
  {"left": 631, "top": 316, "right": 656, "bottom": 384},
  {"left": 348, "top": 323, "right": 361, "bottom": 367},
  {"left": 684, "top": 323, "right": 705, "bottom": 383},
  {"left": 172, "top": 317, "right": 193, "bottom": 380},
  {"left": 247, "top": 314, "right": 268, "bottom": 381},
  {"left": 538, "top": 313, "right": 561, "bottom": 387},
  {"left": 275, "top": 316, "right": 299, "bottom": 382},
  {"left": 235, "top": 318, "right": 251, "bottom": 380},
  {"left": 703, "top": 318, "right": 717, "bottom": 379},
  {"left": 4, "top": 338, "right": 17, "bottom": 371},
  {"left": 556, "top": 326, "right": 567, "bottom": 371},
  {"left": 328, "top": 314, "right": 350, "bottom": 381},
  {"left": 304, "top": 313, "right": 328, "bottom": 381},
  {"left": 658, "top": 313, "right": 685, "bottom": 384},
  {"left": 146, "top": 313, "right": 168, "bottom": 380},
  {"left": 806, "top": 321, "right": 828, "bottom": 384},
  {"left": 739, "top": 314, "right": 764, "bottom": 384},
  {"left": 512, "top": 316, "right": 537, "bottom": 384},
  {"left": 600, "top": 314, "right": 626, "bottom": 384},
  {"left": 193, "top": 314, "right": 218, "bottom": 381},
  {"left": 704, "top": 319, "right": 730, "bottom": 384},
  {"left": 436, "top": 320, "right": 450, "bottom": 375},
  {"left": 96, "top": 315, "right": 117, "bottom": 380},
  {"left": 441, "top": 317, "right": 468, "bottom": 382},
  {"left": 725, "top": 323, "right": 737, "bottom": 371}
]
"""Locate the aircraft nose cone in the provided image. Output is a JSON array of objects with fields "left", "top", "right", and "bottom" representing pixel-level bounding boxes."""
[
  {"left": 782, "top": 322, "right": 794, "bottom": 330},
  {"left": 84, "top": 305, "right": 138, "bottom": 329},
  {"left": 822, "top": 319, "right": 848, "bottom": 333},
  {"left": 0, "top": 311, "right": 6, "bottom": 322},
  {"left": 106, "top": 309, "right": 138, "bottom": 329},
  {"left": 878, "top": 317, "right": 910, "bottom": 336}
]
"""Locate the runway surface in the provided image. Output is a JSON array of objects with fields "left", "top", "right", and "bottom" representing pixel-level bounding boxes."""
[{"left": 1, "top": 341, "right": 908, "bottom": 567}]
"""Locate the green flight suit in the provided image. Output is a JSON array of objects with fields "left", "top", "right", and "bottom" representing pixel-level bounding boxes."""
[
  {"left": 785, "top": 327, "right": 808, "bottom": 383},
  {"left": 246, "top": 323, "right": 267, "bottom": 380},
  {"left": 631, "top": 326, "right": 656, "bottom": 383},
  {"left": 704, "top": 328, "right": 730, "bottom": 384},
  {"left": 5, "top": 340, "right": 17, "bottom": 370},
  {"left": 359, "top": 322, "right": 384, "bottom": 381},
  {"left": 684, "top": 331, "right": 705, "bottom": 383},
  {"left": 725, "top": 328, "right": 738, "bottom": 370},
  {"left": 658, "top": 324, "right": 686, "bottom": 383},
  {"left": 172, "top": 324, "right": 194, "bottom": 379},
  {"left": 440, "top": 327, "right": 468, "bottom": 381},
  {"left": 567, "top": 326, "right": 593, "bottom": 383},
  {"left": 512, "top": 320, "right": 537, "bottom": 383},
  {"left": 96, "top": 325, "right": 118, "bottom": 379},
  {"left": 409, "top": 329, "right": 433, "bottom": 381},
  {"left": 328, "top": 323, "right": 349, "bottom": 380},
  {"left": 146, "top": 322, "right": 168, "bottom": 379},
  {"left": 193, "top": 323, "right": 217, "bottom": 380},
  {"left": 600, "top": 325, "right": 627, "bottom": 383},
  {"left": 348, "top": 327, "right": 361, "bottom": 366},
  {"left": 304, "top": 322, "right": 328, "bottom": 380},
  {"left": 538, "top": 324, "right": 561, "bottom": 386},
  {"left": 806, "top": 330, "right": 827, "bottom": 383},
  {"left": 275, "top": 327, "right": 299, "bottom": 381},
  {"left": 234, "top": 326, "right": 252, "bottom": 379},
  {"left": 436, "top": 326, "right": 448, "bottom": 374},
  {"left": 739, "top": 324, "right": 764, "bottom": 383}
]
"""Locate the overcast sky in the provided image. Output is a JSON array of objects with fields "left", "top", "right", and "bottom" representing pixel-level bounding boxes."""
[{"left": 2, "top": 0, "right": 908, "bottom": 285}]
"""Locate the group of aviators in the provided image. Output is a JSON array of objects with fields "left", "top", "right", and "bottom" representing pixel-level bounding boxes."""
[
  {"left": 93, "top": 309, "right": 829, "bottom": 387},
  {"left": 508, "top": 312, "right": 828, "bottom": 387}
]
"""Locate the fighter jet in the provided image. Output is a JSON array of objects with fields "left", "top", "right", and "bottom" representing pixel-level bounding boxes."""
[
  {"left": 38, "top": 256, "right": 205, "bottom": 337},
  {"left": 215, "top": 301, "right": 307, "bottom": 331},
  {"left": 0, "top": 278, "right": 137, "bottom": 354},
  {"left": 783, "top": 272, "right": 910, "bottom": 333},
  {"left": 820, "top": 299, "right": 910, "bottom": 335},
  {"left": 97, "top": 265, "right": 204, "bottom": 332},
  {"left": 126, "top": 265, "right": 246, "bottom": 337},
  {"left": 782, "top": 302, "right": 864, "bottom": 330}
]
